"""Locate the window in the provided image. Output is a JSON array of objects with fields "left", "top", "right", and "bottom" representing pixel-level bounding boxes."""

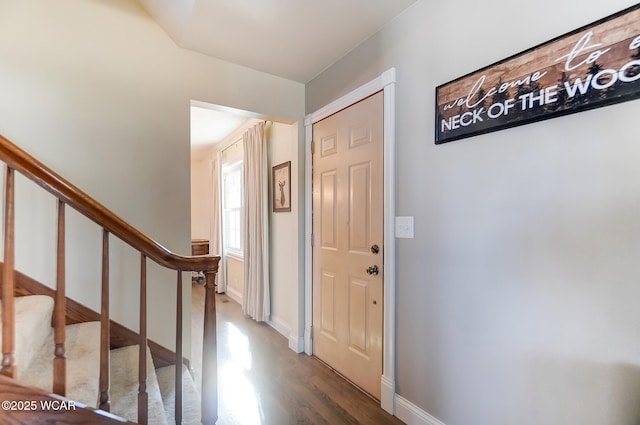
[{"left": 223, "top": 160, "right": 243, "bottom": 255}]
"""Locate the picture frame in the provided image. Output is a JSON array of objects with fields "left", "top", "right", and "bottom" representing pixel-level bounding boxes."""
[
  {"left": 435, "top": 3, "right": 640, "bottom": 144},
  {"left": 272, "top": 161, "right": 291, "bottom": 212}
]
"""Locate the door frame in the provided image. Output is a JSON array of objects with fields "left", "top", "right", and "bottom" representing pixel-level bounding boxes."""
[{"left": 303, "top": 68, "right": 397, "bottom": 414}]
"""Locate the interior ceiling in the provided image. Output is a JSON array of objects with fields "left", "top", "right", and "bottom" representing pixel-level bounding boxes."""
[
  {"left": 190, "top": 106, "right": 249, "bottom": 157},
  {"left": 138, "top": 0, "right": 418, "bottom": 83},
  {"left": 140, "top": 0, "right": 418, "bottom": 156}
]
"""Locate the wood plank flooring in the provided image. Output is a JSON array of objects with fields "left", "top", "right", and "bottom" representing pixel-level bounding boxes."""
[{"left": 191, "top": 284, "right": 404, "bottom": 425}]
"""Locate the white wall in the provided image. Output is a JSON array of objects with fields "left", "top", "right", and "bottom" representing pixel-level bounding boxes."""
[
  {"left": 307, "top": 1, "right": 640, "bottom": 424},
  {"left": 0, "top": 0, "right": 304, "bottom": 355},
  {"left": 191, "top": 158, "right": 210, "bottom": 241},
  {"left": 225, "top": 256, "right": 244, "bottom": 304},
  {"left": 267, "top": 122, "right": 300, "bottom": 348}
]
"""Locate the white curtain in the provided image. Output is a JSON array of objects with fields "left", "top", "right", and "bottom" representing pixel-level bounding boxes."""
[
  {"left": 210, "top": 152, "right": 226, "bottom": 293},
  {"left": 242, "top": 122, "right": 270, "bottom": 321}
]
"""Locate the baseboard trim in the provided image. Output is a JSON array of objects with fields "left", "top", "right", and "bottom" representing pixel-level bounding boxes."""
[
  {"left": 304, "top": 328, "right": 312, "bottom": 355},
  {"left": 226, "top": 287, "right": 243, "bottom": 305},
  {"left": 267, "top": 316, "right": 304, "bottom": 353},
  {"left": 267, "top": 315, "right": 290, "bottom": 339},
  {"left": 288, "top": 334, "right": 304, "bottom": 353},
  {"left": 381, "top": 375, "right": 395, "bottom": 414},
  {"left": 395, "top": 394, "right": 446, "bottom": 425}
]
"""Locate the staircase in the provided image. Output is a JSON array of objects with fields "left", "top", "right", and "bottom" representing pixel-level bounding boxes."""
[
  {"left": 0, "top": 135, "right": 220, "bottom": 424},
  {"left": 0, "top": 294, "right": 202, "bottom": 424}
]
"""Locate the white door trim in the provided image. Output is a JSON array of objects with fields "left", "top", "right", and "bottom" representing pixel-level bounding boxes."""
[{"left": 303, "top": 68, "right": 397, "bottom": 414}]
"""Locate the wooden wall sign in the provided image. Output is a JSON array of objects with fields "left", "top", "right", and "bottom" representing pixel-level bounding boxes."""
[{"left": 435, "top": 4, "right": 640, "bottom": 144}]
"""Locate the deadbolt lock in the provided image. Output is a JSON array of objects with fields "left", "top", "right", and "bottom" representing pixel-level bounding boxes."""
[{"left": 370, "top": 244, "right": 380, "bottom": 254}]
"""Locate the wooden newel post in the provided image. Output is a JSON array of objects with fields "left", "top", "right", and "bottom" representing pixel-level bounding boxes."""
[{"left": 201, "top": 270, "right": 218, "bottom": 425}]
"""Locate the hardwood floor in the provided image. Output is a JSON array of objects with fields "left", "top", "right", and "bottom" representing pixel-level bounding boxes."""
[{"left": 190, "top": 284, "right": 404, "bottom": 425}]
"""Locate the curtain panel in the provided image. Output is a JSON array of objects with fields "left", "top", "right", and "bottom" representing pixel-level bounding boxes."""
[
  {"left": 210, "top": 152, "right": 226, "bottom": 293},
  {"left": 242, "top": 122, "right": 270, "bottom": 321}
]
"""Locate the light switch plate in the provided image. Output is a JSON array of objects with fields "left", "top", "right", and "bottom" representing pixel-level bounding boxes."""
[{"left": 395, "top": 216, "right": 414, "bottom": 239}]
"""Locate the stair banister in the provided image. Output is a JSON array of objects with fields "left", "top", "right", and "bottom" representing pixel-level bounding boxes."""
[
  {"left": 0, "top": 136, "right": 217, "bottom": 273},
  {"left": 0, "top": 135, "right": 220, "bottom": 425}
]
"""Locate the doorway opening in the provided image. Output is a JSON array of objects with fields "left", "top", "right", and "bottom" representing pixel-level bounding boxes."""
[{"left": 189, "top": 100, "right": 302, "bottom": 347}]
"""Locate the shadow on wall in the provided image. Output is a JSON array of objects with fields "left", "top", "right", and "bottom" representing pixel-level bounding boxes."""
[{"left": 516, "top": 356, "right": 640, "bottom": 425}]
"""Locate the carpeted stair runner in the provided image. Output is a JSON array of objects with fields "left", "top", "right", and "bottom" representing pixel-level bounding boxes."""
[
  {"left": 156, "top": 364, "right": 202, "bottom": 425},
  {"left": 0, "top": 295, "right": 54, "bottom": 380},
  {"left": 21, "top": 321, "right": 101, "bottom": 407},
  {"left": 110, "top": 345, "right": 168, "bottom": 425},
  {"left": 1, "top": 295, "right": 201, "bottom": 425}
]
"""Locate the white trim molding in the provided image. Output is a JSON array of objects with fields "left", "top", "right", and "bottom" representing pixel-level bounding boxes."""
[
  {"left": 303, "top": 113, "right": 314, "bottom": 356},
  {"left": 226, "top": 286, "right": 243, "bottom": 305},
  {"left": 267, "top": 315, "right": 291, "bottom": 340},
  {"left": 265, "top": 313, "right": 304, "bottom": 353},
  {"left": 381, "top": 375, "right": 395, "bottom": 413},
  {"left": 288, "top": 333, "right": 305, "bottom": 353},
  {"left": 303, "top": 68, "right": 397, "bottom": 415},
  {"left": 395, "top": 395, "right": 447, "bottom": 425}
]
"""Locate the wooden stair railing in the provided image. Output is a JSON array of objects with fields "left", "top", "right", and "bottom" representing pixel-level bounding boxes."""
[{"left": 0, "top": 135, "right": 220, "bottom": 425}]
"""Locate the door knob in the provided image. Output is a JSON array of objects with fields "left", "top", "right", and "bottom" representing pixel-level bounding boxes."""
[{"left": 366, "top": 265, "right": 379, "bottom": 276}]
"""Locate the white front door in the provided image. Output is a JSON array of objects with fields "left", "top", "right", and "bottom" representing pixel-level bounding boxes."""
[{"left": 312, "top": 91, "right": 384, "bottom": 399}]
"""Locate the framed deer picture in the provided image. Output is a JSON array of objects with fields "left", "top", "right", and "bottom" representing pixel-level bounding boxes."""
[{"left": 272, "top": 161, "right": 291, "bottom": 212}]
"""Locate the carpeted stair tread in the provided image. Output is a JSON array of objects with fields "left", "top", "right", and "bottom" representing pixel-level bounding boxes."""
[
  {"left": 0, "top": 295, "right": 54, "bottom": 380},
  {"left": 3, "top": 294, "right": 188, "bottom": 424},
  {"left": 20, "top": 321, "right": 101, "bottom": 407},
  {"left": 156, "top": 364, "right": 202, "bottom": 425},
  {"left": 110, "top": 344, "right": 168, "bottom": 425}
]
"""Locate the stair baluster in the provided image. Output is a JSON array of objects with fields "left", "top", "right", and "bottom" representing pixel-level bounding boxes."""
[
  {"left": 138, "top": 254, "right": 148, "bottom": 425},
  {"left": 175, "top": 271, "right": 183, "bottom": 425},
  {"left": 1, "top": 166, "right": 16, "bottom": 379},
  {"left": 53, "top": 199, "right": 67, "bottom": 395},
  {"left": 100, "top": 229, "right": 111, "bottom": 411},
  {"left": 202, "top": 270, "right": 218, "bottom": 425}
]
